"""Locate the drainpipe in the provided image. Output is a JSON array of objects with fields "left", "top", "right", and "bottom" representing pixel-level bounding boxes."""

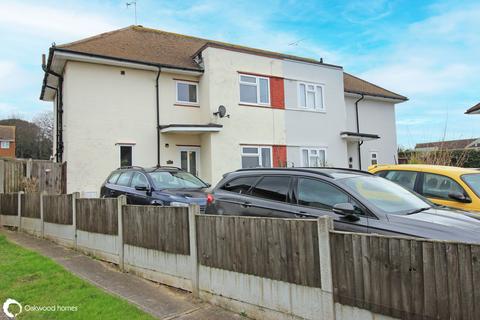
[
  {"left": 46, "top": 85, "right": 59, "bottom": 160},
  {"left": 155, "top": 67, "right": 162, "bottom": 167},
  {"left": 354, "top": 94, "right": 365, "bottom": 170},
  {"left": 42, "top": 52, "right": 64, "bottom": 163}
]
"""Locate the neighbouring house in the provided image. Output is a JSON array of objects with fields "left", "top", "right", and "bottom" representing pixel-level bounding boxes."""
[
  {"left": 415, "top": 138, "right": 480, "bottom": 152},
  {"left": 0, "top": 125, "right": 16, "bottom": 158},
  {"left": 465, "top": 102, "right": 480, "bottom": 115},
  {"left": 40, "top": 26, "right": 407, "bottom": 195}
]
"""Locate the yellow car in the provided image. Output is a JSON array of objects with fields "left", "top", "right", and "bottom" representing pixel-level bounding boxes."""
[{"left": 368, "top": 164, "right": 480, "bottom": 213}]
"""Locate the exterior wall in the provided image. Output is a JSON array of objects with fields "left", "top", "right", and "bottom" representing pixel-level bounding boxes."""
[
  {"left": 63, "top": 61, "right": 159, "bottom": 194},
  {"left": 283, "top": 61, "right": 348, "bottom": 168},
  {"left": 0, "top": 140, "right": 15, "bottom": 158},
  {"left": 201, "top": 47, "right": 286, "bottom": 184},
  {"left": 345, "top": 96, "right": 398, "bottom": 170}
]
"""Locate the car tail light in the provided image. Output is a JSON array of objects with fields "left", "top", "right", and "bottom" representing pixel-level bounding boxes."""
[{"left": 207, "top": 194, "right": 214, "bottom": 205}]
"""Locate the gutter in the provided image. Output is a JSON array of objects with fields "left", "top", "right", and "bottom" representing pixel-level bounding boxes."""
[
  {"left": 42, "top": 50, "right": 64, "bottom": 163},
  {"left": 354, "top": 94, "right": 364, "bottom": 170},
  {"left": 155, "top": 67, "right": 161, "bottom": 167}
]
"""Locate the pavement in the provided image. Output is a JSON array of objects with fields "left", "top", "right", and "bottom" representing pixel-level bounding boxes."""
[{"left": 0, "top": 228, "right": 241, "bottom": 320}]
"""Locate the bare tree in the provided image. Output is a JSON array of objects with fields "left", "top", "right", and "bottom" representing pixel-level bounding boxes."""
[{"left": 33, "top": 111, "right": 54, "bottom": 141}]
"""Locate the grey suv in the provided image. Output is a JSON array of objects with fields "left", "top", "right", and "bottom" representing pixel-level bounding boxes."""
[{"left": 206, "top": 168, "right": 480, "bottom": 243}]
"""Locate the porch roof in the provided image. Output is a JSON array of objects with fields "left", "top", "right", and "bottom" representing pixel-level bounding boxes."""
[
  {"left": 340, "top": 131, "right": 380, "bottom": 142},
  {"left": 159, "top": 123, "right": 223, "bottom": 134}
]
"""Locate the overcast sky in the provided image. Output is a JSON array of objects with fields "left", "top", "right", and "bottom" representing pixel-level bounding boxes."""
[{"left": 0, "top": 0, "right": 479, "bottom": 147}]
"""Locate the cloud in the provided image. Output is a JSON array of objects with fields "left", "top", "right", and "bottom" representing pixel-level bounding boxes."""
[{"left": 0, "top": 1, "right": 121, "bottom": 40}]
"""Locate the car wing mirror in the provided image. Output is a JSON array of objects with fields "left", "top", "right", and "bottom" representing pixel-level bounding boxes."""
[
  {"left": 448, "top": 192, "right": 472, "bottom": 203},
  {"left": 333, "top": 203, "right": 360, "bottom": 221},
  {"left": 135, "top": 184, "right": 149, "bottom": 191}
]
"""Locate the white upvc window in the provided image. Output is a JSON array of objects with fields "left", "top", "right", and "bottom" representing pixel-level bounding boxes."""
[
  {"left": 370, "top": 151, "right": 378, "bottom": 165},
  {"left": 301, "top": 148, "right": 327, "bottom": 167},
  {"left": 239, "top": 74, "right": 270, "bottom": 105},
  {"left": 176, "top": 80, "right": 199, "bottom": 104},
  {"left": 241, "top": 146, "right": 272, "bottom": 168},
  {"left": 298, "top": 82, "right": 325, "bottom": 111},
  {"left": 0, "top": 141, "right": 10, "bottom": 149}
]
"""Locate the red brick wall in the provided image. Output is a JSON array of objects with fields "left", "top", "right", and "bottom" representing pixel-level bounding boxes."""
[
  {"left": 270, "top": 77, "right": 285, "bottom": 109},
  {"left": 272, "top": 145, "right": 287, "bottom": 167},
  {"left": 0, "top": 141, "right": 15, "bottom": 158}
]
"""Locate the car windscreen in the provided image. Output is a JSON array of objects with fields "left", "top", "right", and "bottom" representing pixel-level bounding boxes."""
[
  {"left": 148, "top": 171, "right": 207, "bottom": 189},
  {"left": 462, "top": 173, "right": 480, "bottom": 197},
  {"left": 340, "top": 175, "right": 430, "bottom": 215}
]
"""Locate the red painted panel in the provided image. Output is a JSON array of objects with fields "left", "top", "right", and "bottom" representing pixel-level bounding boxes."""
[
  {"left": 272, "top": 145, "right": 287, "bottom": 167},
  {"left": 270, "top": 77, "right": 285, "bottom": 109}
]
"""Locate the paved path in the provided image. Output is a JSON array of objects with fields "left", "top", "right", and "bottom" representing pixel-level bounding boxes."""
[{"left": 0, "top": 229, "right": 240, "bottom": 320}]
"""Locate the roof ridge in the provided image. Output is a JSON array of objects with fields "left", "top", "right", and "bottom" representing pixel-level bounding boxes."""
[
  {"left": 57, "top": 25, "right": 135, "bottom": 48},
  {"left": 344, "top": 72, "right": 407, "bottom": 100}
]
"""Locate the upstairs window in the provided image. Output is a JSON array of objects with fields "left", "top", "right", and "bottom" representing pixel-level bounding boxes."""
[
  {"left": 298, "top": 82, "right": 324, "bottom": 111},
  {"left": 176, "top": 81, "right": 198, "bottom": 104},
  {"left": 239, "top": 74, "right": 270, "bottom": 105},
  {"left": 0, "top": 141, "right": 10, "bottom": 149},
  {"left": 301, "top": 148, "right": 326, "bottom": 167}
]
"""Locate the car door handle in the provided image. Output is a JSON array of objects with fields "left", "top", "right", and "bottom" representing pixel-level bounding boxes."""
[{"left": 241, "top": 202, "right": 252, "bottom": 208}]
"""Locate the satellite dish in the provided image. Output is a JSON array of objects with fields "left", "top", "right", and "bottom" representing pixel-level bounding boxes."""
[{"left": 214, "top": 105, "right": 228, "bottom": 118}]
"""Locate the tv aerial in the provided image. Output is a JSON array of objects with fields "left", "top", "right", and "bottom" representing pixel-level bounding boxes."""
[{"left": 126, "top": 1, "right": 138, "bottom": 25}]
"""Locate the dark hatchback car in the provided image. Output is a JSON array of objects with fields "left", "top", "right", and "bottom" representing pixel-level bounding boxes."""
[
  {"left": 101, "top": 166, "right": 210, "bottom": 210},
  {"left": 206, "top": 167, "right": 480, "bottom": 243}
]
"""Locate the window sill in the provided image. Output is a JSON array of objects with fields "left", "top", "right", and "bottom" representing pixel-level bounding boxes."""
[
  {"left": 286, "top": 107, "right": 326, "bottom": 114},
  {"left": 239, "top": 103, "right": 272, "bottom": 109},
  {"left": 175, "top": 103, "right": 200, "bottom": 108}
]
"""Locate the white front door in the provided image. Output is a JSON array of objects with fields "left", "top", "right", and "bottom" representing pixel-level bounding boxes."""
[{"left": 179, "top": 147, "right": 200, "bottom": 176}]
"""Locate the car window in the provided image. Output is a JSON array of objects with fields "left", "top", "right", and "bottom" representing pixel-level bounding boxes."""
[
  {"left": 297, "top": 178, "right": 350, "bottom": 210},
  {"left": 221, "top": 176, "right": 259, "bottom": 194},
  {"left": 422, "top": 173, "right": 465, "bottom": 200},
  {"left": 108, "top": 172, "right": 121, "bottom": 184},
  {"left": 131, "top": 172, "right": 149, "bottom": 188},
  {"left": 249, "top": 176, "right": 291, "bottom": 202},
  {"left": 117, "top": 171, "right": 134, "bottom": 187},
  {"left": 374, "top": 171, "right": 388, "bottom": 178},
  {"left": 383, "top": 170, "right": 418, "bottom": 190},
  {"left": 148, "top": 171, "right": 207, "bottom": 189},
  {"left": 462, "top": 173, "right": 480, "bottom": 197}
]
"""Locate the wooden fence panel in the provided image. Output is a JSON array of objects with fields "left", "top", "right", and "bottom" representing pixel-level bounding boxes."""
[
  {"left": 21, "top": 193, "right": 41, "bottom": 218},
  {"left": 31, "top": 161, "right": 63, "bottom": 194},
  {"left": 330, "top": 231, "right": 480, "bottom": 320},
  {"left": 0, "top": 193, "right": 18, "bottom": 215},
  {"left": 122, "top": 205, "right": 189, "bottom": 255},
  {"left": 76, "top": 198, "right": 118, "bottom": 235},
  {"left": 3, "top": 160, "right": 25, "bottom": 193},
  {"left": 197, "top": 215, "right": 321, "bottom": 287},
  {"left": 43, "top": 194, "right": 72, "bottom": 224}
]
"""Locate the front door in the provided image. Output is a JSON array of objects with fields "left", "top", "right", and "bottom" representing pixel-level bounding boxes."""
[{"left": 179, "top": 147, "right": 200, "bottom": 176}]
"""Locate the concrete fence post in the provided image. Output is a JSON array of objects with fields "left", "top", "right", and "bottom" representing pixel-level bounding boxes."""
[
  {"left": 72, "top": 192, "right": 80, "bottom": 249},
  {"left": 189, "top": 204, "right": 200, "bottom": 297},
  {"left": 26, "top": 158, "right": 33, "bottom": 179},
  {"left": 40, "top": 191, "right": 46, "bottom": 238},
  {"left": 317, "top": 216, "right": 335, "bottom": 319},
  {"left": 117, "top": 195, "right": 127, "bottom": 271},
  {"left": 17, "top": 191, "right": 24, "bottom": 231}
]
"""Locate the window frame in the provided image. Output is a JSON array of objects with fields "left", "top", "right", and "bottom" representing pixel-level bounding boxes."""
[
  {"left": 0, "top": 141, "right": 10, "bottom": 149},
  {"left": 129, "top": 171, "right": 150, "bottom": 189},
  {"left": 370, "top": 151, "right": 378, "bottom": 165},
  {"left": 300, "top": 147, "right": 327, "bottom": 167},
  {"left": 117, "top": 144, "right": 134, "bottom": 167},
  {"left": 175, "top": 80, "right": 199, "bottom": 105},
  {"left": 239, "top": 74, "right": 270, "bottom": 106},
  {"left": 297, "top": 82, "right": 326, "bottom": 112},
  {"left": 241, "top": 146, "right": 273, "bottom": 168}
]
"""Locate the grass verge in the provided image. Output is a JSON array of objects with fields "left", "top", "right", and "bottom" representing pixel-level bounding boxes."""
[{"left": 0, "top": 234, "right": 155, "bottom": 319}]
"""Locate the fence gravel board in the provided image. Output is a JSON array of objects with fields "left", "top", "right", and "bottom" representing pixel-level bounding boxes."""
[
  {"left": 197, "top": 215, "right": 321, "bottom": 287},
  {"left": 43, "top": 194, "right": 73, "bottom": 224},
  {"left": 122, "top": 205, "right": 189, "bottom": 255},
  {"left": 76, "top": 198, "right": 118, "bottom": 235},
  {"left": 0, "top": 193, "right": 18, "bottom": 215},
  {"left": 21, "top": 193, "right": 41, "bottom": 218},
  {"left": 330, "top": 231, "right": 480, "bottom": 320}
]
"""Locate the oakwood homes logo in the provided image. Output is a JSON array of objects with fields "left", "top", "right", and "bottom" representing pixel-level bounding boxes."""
[{"left": 2, "top": 298, "right": 22, "bottom": 319}]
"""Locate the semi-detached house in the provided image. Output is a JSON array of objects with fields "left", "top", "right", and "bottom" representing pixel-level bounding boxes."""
[{"left": 40, "top": 26, "right": 407, "bottom": 196}]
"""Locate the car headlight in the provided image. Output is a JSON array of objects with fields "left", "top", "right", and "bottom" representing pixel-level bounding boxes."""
[{"left": 170, "top": 202, "right": 189, "bottom": 207}]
